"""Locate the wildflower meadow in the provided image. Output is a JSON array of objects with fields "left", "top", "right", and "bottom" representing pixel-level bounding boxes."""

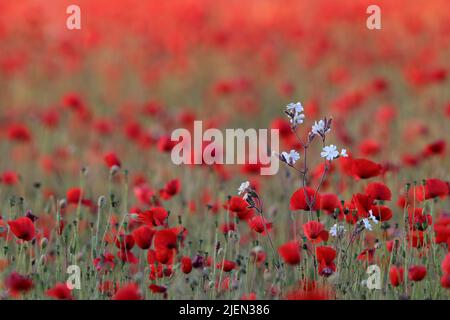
[{"left": 0, "top": 0, "right": 449, "bottom": 302}]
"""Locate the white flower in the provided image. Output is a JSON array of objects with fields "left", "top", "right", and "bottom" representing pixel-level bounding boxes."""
[
  {"left": 290, "top": 112, "right": 305, "bottom": 125},
  {"left": 286, "top": 102, "right": 303, "bottom": 114},
  {"left": 362, "top": 218, "right": 373, "bottom": 231},
  {"left": 238, "top": 181, "right": 250, "bottom": 195},
  {"left": 330, "top": 224, "right": 346, "bottom": 237},
  {"left": 340, "top": 149, "right": 348, "bottom": 157},
  {"left": 369, "top": 210, "right": 379, "bottom": 224},
  {"left": 286, "top": 102, "right": 305, "bottom": 125},
  {"left": 281, "top": 150, "right": 300, "bottom": 165},
  {"left": 321, "top": 145, "right": 339, "bottom": 161},
  {"left": 311, "top": 120, "right": 330, "bottom": 136}
]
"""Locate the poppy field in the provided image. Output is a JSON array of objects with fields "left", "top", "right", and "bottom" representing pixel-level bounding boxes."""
[{"left": 0, "top": 0, "right": 450, "bottom": 301}]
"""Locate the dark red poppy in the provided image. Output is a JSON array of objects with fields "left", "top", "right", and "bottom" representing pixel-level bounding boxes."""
[
  {"left": 8, "top": 217, "right": 35, "bottom": 241},
  {"left": 278, "top": 240, "right": 301, "bottom": 265},
  {"left": 66, "top": 188, "right": 83, "bottom": 204},
  {"left": 302, "top": 221, "right": 329, "bottom": 243},
  {"left": 408, "top": 265, "right": 427, "bottom": 281},
  {"left": 441, "top": 274, "right": 450, "bottom": 288},
  {"left": 5, "top": 272, "right": 33, "bottom": 295},
  {"left": 138, "top": 207, "right": 168, "bottom": 227},
  {"left": 316, "top": 246, "right": 336, "bottom": 277},
  {"left": 389, "top": 265, "right": 404, "bottom": 287},
  {"left": 132, "top": 225, "right": 155, "bottom": 249},
  {"left": 422, "top": 139, "right": 446, "bottom": 157},
  {"left": 226, "top": 196, "right": 254, "bottom": 221},
  {"left": 216, "top": 260, "right": 236, "bottom": 272},
  {"left": 159, "top": 179, "right": 181, "bottom": 200},
  {"left": 370, "top": 205, "right": 393, "bottom": 222},
  {"left": 248, "top": 216, "right": 272, "bottom": 234},
  {"left": 181, "top": 256, "right": 192, "bottom": 274},
  {"left": 104, "top": 152, "right": 121, "bottom": 168},
  {"left": 351, "top": 158, "right": 382, "bottom": 179},
  {"left": 114, "top": 234, "right": 135, "bottom": 250},
  {"left": 149, "top": 284, "right": 167, "bottom": 294},
  {"left": 352, "top": 193, "right": 374, "bottom": 217},
  {"left": 290, "top": 187, "right": 321, "bottom": 211},
  {"left": 365, "top": 182, "right": 391, "bottom": 201},
  {"left": 93, "top": 252, "right": 115, "bottom": 272},
  {"left": 442, "top": 253, "right": 450, "bottom": 274},
  {"left": 408, "top": 208, "right": 432, "bottom": 231},
  {"left": 46, "top": 283, "right": 74, "bottom": 300},
  {"left": 154, "top": 229, "right": 178, "bottom": 251},
  {"left": 112, "top": 283, "right": 141, "bottom": 300},
  {"left": 7, "top": 124, "right": 32, "bottom": 142},
  {"left": 1, "top": 171, "right": 19, "bottom": 185},
  {"left": 357, "top": 248, "right": 375, "bottom": 264},
  {"left": 319, "top": 193, "right": 341, "bottom": 213}
]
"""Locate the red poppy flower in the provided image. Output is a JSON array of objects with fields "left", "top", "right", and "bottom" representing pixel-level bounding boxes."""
[
  {"left": 104, "top": 152, "right": 121, "bottom": 168},
  {"left": 319, "top": 193, "right": 341, "bottom": 213},
  {"left": 159, "top": 179, "right": 181, "bottom": 200},
  {"left": 303, "top": 221, "right": 329, "bottom": 243},
  {"left": 8, "top": 217, "right": 35, "bottom": 241},
  {"left": 133, "top": 184, "right": 155, "bottom": 205},
  {"left": 357, "top": 248, "right": 375, "bottom": 264},
  {"left": 408, "top": 265, "right": 427, "bottom": 281},
  {"left": 441, "top": 274, "right": 450, "bottom": 288},
  {"left": 112, "top": 283, "right": 141, "bottom": 300},
  {"left": 46, "top": 283, "right": 74, "bottom": 300},
  {"left": 5, "top": 272, "right": 33, "bottom": 295},
  {"left": 389, "top": 265, "right": 404, "bottom": 287},
  {"left": 365, "top": 182, "right": 391, "bottom": 201},
  {"left": 370, "top": 205, "right": 393, "bottom": 222},
  {"left": 154, "top": 229, "right": 178, "bottom": 251},
  {"left": 290, "top": 187, "right": 321, "bottom": 211},
  {"left": 155, "top": 247, "right": 175, "bottom": 265},
  {"left": 220, "top": 222, "right": 236, "bottom": 234},
  {"left": 408, "top": 208, "right": 432, "bottom": 231},
  {"left": 248, "top": 216, "right": 272, "bottom": 234},
  {"left": 1, "top": 171, "right": 19, "bottom": 185},
  {"left": 316, "top": 246, "right": 336, "bottom": 277},
  {"left": 132, "top": 225, "right": 155, "bottom": 249},
  {"left": 66, "top": 187, "right": 83, "bottom": 204},
  {"left": 352, "top": 193, "right": 374, "bottom": 217},
  {"left": 7, "top": 124, "right": 32, "bottom": 142},
  {"left": 216, "top": 260, "right": 236, "bottom": 272},
  {"left": 114, "top": 234, "right": 135, "bottom": 250},
  {"left": 226, "top": 196, "right": 254, "bottom": 221},
  {"left": 415, "top": 178, "right": 449, "bottom": 201},
  {"left": 93, "top": 252, "right": 115, "bottom": 272},
  {"left": 149, "top": 284, "right": 167, "bottom": 294},
  {"left": 181, "top": 256, "right": 192, "bottom": 274},
  {"left": 442, "top": 253, "right": 450, "bottom": 274},
  {"left": 157, "top": 135, "right": 177, "bottom": 152},
  {"left": 423, "top": 139, "right": 446, "bottom": 157},
  {"left": 278, "top": 240, "right": 301, "bottom": 265},
  {"left": 351, "top": 158, "right": 382, "bottom": 179},
  {"left": 138, "top": 207, "right": 168, "bottom": 227},
  {"left": 117, "top": 250, "right": 139, "bottom": 264}
]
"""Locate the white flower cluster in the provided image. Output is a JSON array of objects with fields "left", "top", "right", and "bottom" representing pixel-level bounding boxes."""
[
  {"left": 280, "top": 150, "right": 300, "bottom": 165},
  {"left": 285, "top": 102, "right": 305, "bottom": 126},
  {"left": 362, "top": 210, "right": 379, "bottom": 231},
  {"left": 330, "top": 223, "right": 346, "bottom": 237},
  {"left": 311, "top": 120, "right": 330, "bottom": 136},
  {"left": 237, "top": 181, "right": 251, "bottom": 200},
  {"left": 320, "top": 145, "right": 348, "bottom": 161}
]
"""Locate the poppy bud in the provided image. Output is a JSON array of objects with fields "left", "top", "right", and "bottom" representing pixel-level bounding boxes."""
[{"left": 40, "top": 237, "right": 48, "bottom": 249}]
